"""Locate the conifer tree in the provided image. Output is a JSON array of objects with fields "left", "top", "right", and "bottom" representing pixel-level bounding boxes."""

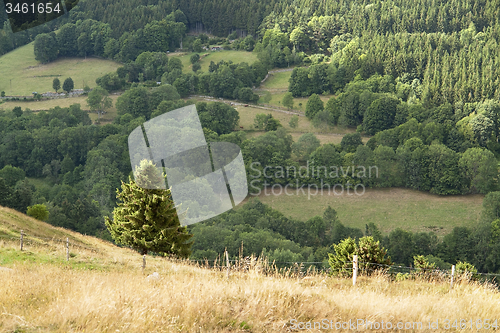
[{"left": 105, "top": 160, "right": 193, "bottom": 257}]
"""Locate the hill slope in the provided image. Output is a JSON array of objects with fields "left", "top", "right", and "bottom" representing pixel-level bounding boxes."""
[{"left": 1, "top": 206, "right": 500, "bottom": 332}]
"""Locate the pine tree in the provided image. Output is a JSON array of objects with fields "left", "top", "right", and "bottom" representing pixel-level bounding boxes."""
[{"left": 105, "top": 160, "right": 192, "bottom": 257}]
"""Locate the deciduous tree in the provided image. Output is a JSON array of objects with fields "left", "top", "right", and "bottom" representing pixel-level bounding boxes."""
[
  {"left": 63, "top": 77, "right": 74, "bottom": 94},
  {"left": 52, "top": 78, "right": 61, "bottom": 93}
]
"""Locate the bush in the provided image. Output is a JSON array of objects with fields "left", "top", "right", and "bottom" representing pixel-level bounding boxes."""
[
  {"left": 456, "top": 261, "right": 479, "bottom": 280},
  {"left": 328, "top": 236, "right": 392, "bottom": 277},
  {"left": 190, "top": 53, "right": 200, "bottom": 64},
  {"left": 192, "top": 63, "right": 201, "bottom": 72},
  {"left": 27, "top": 204, "right": 49, "bottom": 221}
]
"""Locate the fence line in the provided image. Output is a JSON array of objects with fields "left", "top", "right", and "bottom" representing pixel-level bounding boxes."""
[
  {"left": 1, "top": 230, "right": 99, "bottom": 258},
  {"left": 3, "top": 232, "right": 500, "bottom": 283}
]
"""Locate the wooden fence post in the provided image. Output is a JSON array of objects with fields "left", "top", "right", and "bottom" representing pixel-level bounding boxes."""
[
  {"left": 353, "top": 255, "right": 358, "bottom": 286},
  {"left": 450, "top": 265, "right": 455, "bottom": 289},
  {"left": 142, "top": 255, "right": 146, "bottom": 273},
  {"left": 225, "top": 249, "right": 230, "bottom": 279},
  {"left": 66, "top": 238, "right": 69, "bottom": 261},
  {"left": 20, "top": 230, "right": 23, "bottom": 251}
]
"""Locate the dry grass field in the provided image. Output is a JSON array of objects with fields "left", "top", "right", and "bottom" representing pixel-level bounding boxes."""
[{"left": 1, "top": 206, "right": 499, "bottom": 332}]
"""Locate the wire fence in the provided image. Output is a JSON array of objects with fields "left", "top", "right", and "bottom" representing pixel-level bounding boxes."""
[
  {"left": 2, "top": 231, "right": 499, "bottom": 286},
  {"left": 0, "top": 230, "right": 100, "bottom": 257}
]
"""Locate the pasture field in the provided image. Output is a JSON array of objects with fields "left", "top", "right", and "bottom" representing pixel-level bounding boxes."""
[
  {"left": 0, "top": 43, "right": 121, "bottom": 96},
  {"left": 250, "top": 188, "right": 484, "bottom": 236},
  {"left": 261, "top": 70, "right": 292, "bottom": 89},
  {"left": 0, "top": 95, "right": 121, "bottom": 123},
  {"left": 260, "top": 90, "right": 333, "bottom": 111},
  {"left": 236, "top": 104, "right": 361, "bottom": 144}
]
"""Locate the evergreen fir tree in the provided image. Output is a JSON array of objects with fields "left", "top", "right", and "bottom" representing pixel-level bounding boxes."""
[{"left": 105, "top": 160, "right": 193, "bottom": 257}]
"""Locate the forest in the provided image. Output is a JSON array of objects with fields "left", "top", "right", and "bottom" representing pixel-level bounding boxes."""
[{"left": 1, "top": 0, "right": 500, "bottom": 273}]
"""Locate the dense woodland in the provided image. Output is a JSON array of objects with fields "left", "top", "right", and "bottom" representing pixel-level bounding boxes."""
[{"left": 1, "top": 0, "right": 500, "bottom": 272}]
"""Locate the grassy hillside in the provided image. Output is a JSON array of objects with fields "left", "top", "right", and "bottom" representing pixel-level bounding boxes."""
[
  {"left": 1, "top": 205, "right": 500, "bottom": 332},
  {"left": 261, "top": 71, "right": 292, "bottom": 89},
  {"left": 251, "top": 188, "right": 484, "bottom": 236},
  {"left": 0, "top": 43, "right": 121, "bottom": 96}
]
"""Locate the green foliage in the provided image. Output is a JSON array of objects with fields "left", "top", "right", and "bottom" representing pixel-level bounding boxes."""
[
  {"left": 192, "top": 62, "right": 201, "bottom": 72},
  {"left": 27, "top": 204, "right": 49, "bottom": 221},
  {"left": 265, "top": 117, "right": 282, "bottom": 131},
  {"left": 34, "top": 33, "right": 58, "bottom": 63},
  {"left": 456, "top": 261, "right": 479, "bottom": 280},
  {"left": 357, "top": 236, "right": 392, "bottom": 275},
  {"left": 328, "top": 238, "right": 356, "bottom": 277},
  {"left": 116, "top": 86, "right": 150, "bottom": 119},
  {"left": 192, "top": 39, "right": 203, "bottom": 53},
  {"left": 459, "top": 148, "right": 498, "bottom": 194},
  {"left": 190, "top": 53, "right": 200, "bottom": 64},
  {"left": 412, "top": 255, "right": 437, "bottom": 279},
  {"left": 52, "top": 78, "right": 61, "bottom": 93},
  {"left": 237, "top": 87, "right": 259, "bottom": 103},
  {"left": 253, "top": 113, "right": 281, "bottom": 131},
  {"left": 87, "top": 86, "right": 112, "bottom": 119},
  {"left": 105, "top": 160, "right": 193, "bottom": 257},
  {"left": 62, "top": 78, "right": 74, "bottom": 94},
  {"left": 305, "top": 94, "right": 324, "bottom": 119},
  {"left": 197, "top": 102, "right": 239, "bottom": 135},
  {"left": 340, "top": 133, "right": 363, "bottom": 153},
  {"left": 482, "top": 192, "right": 500, "bottom": 223},
  {"left": 0, "top": 165, "right": 25, "bottom": 187},
  {"left": 292, "top": 133, "right": 320, "bottom": 161},
  {"left": 96, "top": 72, "right": 126, "bottom": 92},
  {"left": 363, "top": 96, "right": 400, "bottom": 135},
  {"left": 328, "top": 236, "right": 391, "bottom": 277},
  {"left": 364, "top": 223, "right": 382, "bottom": 242},
  {"left": 189, "top": 200, "right": 360, "bottom": 267}
]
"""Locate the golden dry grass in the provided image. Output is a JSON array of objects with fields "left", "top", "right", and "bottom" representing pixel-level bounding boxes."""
[
  {"left": 1, "top": 243, "right": 499, "bottom": 332},
  {"left": 1, "top": 206, "right": 499, "bottom": 332}
]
